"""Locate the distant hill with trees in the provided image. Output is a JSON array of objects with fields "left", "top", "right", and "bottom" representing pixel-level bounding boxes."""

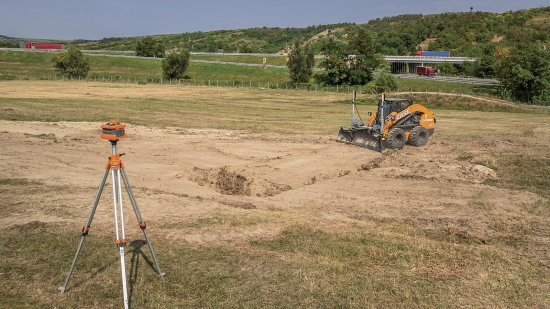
[
  {"left": 67, "top": 6, "right": 550, "bottom": 58},
  {"left": 73, "top": 24, "right": 352, "bottom": 53}
]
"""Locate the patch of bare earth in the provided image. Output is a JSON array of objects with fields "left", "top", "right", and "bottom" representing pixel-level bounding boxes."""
[
  {"left": 416, "top": 37, "right": 438, "bottom": 50},
  {"left": 0, "top": 119, "right": 546, "bottom": 250},
  {"left": 491, "top": 35, "right": 505, "bottom": 43}
]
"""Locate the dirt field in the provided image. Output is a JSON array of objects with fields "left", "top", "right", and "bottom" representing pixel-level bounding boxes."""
[
  {"left": 0, "top": 120, "right": 541, "bottom": 239},
  {"left": 0, "top": 81, "right": 549, "bottom": 307}
]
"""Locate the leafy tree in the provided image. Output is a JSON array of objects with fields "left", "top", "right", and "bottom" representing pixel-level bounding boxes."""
[
  {"left": 497, "top": 44, "right": 550, "bottom": 103},
  {"left": 136, "top": 36, "right": 165, "bottom": 57},
  {"left": 287, "top": 40, "right": 314, "bottom": 84},
  {"left": 438, "top": 63, "right": 458, "bottom": 75},
  {"left": 0, "top": 40, "right": 17, "bottom": 48},
  {"left": 347, "top": 27, "right": 384, "bottom": 84},
  {"left": 315, "top": 38, "right": 349, "bottom": 85},
  {"left": 367, "top": 68, "right": 400, "bottom": 93},
  {"left": 316, "top": 28, "right": 383, "bottom": 85},
  {"left": 52, "top": 45, "right": 90, "bottom": 78},
  {"left": 162, "top": 49, "right": 190, "bottom": 79},
  {"left": 476, "top": 55, "right": 497, "bottom": 78}
]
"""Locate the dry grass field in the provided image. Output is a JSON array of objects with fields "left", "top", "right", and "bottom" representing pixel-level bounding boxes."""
[{"left": 0, "top": 80, "right": 549, "bottom": 307}]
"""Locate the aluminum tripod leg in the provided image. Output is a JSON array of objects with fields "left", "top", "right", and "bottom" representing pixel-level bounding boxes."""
[
  {"left": 112, "top": 168, "right": 129, "bottom": 309},
  {"left": 120, "top": 169, "right": 165, "bottom": 277},
  {"left": 58, "top": 169, "right": 110, "bottom": 293}
]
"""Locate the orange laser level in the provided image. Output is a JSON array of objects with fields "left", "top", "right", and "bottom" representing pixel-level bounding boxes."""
[{"left": 101, "top": 119, "right": 127, "bottom": 141}]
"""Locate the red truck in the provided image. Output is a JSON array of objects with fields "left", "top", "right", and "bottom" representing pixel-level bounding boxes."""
[
  {"left": 416, "top": 66, "right": 435, "bottom": 76},
  {"left": 24, "top": 42, "right": 64, "bottom": 50}
]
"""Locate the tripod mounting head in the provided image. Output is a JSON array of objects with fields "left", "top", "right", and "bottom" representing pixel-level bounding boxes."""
[{"left": 101, "top": 120, "right": 127, "bottom": 141}]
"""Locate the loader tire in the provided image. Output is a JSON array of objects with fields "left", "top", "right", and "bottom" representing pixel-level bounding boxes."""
[
  {"left": 409, "top": 126, "right": 429, "bottom": 147},
  {"left": 385, "top": 128, "right": 406, "bottom": 149}
]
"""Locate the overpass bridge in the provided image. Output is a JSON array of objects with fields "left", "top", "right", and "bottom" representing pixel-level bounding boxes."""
[{"left": 384, "top": 56, "right": 477, "bottom": 74}]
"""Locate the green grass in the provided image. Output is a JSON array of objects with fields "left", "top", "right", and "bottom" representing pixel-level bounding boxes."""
[
  {"left": 492, "top": 154, "right": 550, "bottom": 198},
  {"left": 192, "top": 54, "right": 289, "bottom": 66},
  {"left": 0, "top": 95, "right": 347, "bottom": 134},
  {"left": 191, "top": 54, "right": 323, "bottom": 67},
  {"left": 0, "top": 51, "right": 289, "bottom": 83},
  {"left": 0, "top": 215, "right": 547, "bottom": 307},
  {"left": 396, "top": 77, "right": 498, "bottom": 96},
  {"left": 188, "top": 62, "right": 289, "bottom": 83}
]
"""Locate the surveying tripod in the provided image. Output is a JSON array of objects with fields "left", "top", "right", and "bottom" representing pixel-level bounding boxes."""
[{"left": 59, "top": 120, "right": 164, "bottom": 309}]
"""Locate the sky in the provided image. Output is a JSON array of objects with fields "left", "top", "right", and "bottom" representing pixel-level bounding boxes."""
[{"left": 0, "top": 0, "right": 548, "bottom": 40}]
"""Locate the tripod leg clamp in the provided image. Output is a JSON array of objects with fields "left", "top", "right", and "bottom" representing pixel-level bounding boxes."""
[
  {"left": 116, "top": 239, "right": 127, "bottom": 248},
  {"left": 139, "top": 222, "right": 147, "bottom": 230},
  {"left": 82, "top": 226, "right": 90, "bottom": 236}
]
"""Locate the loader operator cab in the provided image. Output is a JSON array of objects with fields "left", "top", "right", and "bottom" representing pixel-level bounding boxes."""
[
  {"left": 372, "top": 98, "right": 413, "bottom": 126},
  {"left": 381, "top": 98, "right": 413, "bottom": 118}
]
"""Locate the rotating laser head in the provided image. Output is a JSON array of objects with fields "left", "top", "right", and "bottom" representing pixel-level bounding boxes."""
[{"left": 101, "top": 120, "right": 127, "bottom": 141}]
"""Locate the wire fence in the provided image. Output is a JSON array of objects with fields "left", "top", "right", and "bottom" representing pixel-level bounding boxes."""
[
  {"left": 1, "top": 72, "right": 547, "bottom": 105},
  {"left": 0, "top": 72, "right": 366, "bottom": 93}
]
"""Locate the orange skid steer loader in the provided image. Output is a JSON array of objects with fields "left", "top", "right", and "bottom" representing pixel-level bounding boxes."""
[{"left": 338, "top": 92, "right": 436, "bottom": 152}]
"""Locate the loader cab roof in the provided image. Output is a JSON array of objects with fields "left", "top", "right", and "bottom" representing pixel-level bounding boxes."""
[{"left": 384, "top": 98, "right": 411, "bottom": 104}]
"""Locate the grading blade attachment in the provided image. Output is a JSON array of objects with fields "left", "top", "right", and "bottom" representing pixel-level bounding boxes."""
[
  {"left": 337, "top": 127, "right": 354, "bottom": 143},
  {"left": 337, "top": 127, "right": 384, "bottom": 152}
]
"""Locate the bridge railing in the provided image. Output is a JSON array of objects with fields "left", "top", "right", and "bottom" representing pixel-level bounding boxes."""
[{"left": 384, "top": 56, "right": 477, "bottom": 62}]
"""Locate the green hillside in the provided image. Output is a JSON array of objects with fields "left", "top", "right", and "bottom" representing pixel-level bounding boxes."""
[
  {"left": 75, "top": 24, "right": 352, "bottom": 53},
  {"left": 363, "top": 8, "right": 550, "bottom": 56},
  {"left": 66, "top": 7, "right": 550, "bottom": 57}
]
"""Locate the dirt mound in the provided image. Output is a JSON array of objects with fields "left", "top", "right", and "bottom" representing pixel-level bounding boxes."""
[
  {"left": 189, "top": 167, "right": 251, "bottom": 195},
  {"left": 187, "top": 166, "right": 291, "bottom": 197}
]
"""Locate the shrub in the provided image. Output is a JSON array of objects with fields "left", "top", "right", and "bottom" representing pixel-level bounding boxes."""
[
  {"left": 162, "top": 49, "right": 190, "bottom": 79},
  {"left": 287, "top": 40, "right": 314, "bottom": 84},
  {"left": 136, "top": 36, "right": 165, "bottom": 58},
  {"left": 366, "top": 70, "right": 400, "bottom": 93},
  {"left": 52, "top": 46, "right": 90, "bottom": 78}
]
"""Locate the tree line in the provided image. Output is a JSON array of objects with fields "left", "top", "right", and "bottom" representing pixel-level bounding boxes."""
[{"left": 286, "top": 24, "right": 549, "bottom": 103}]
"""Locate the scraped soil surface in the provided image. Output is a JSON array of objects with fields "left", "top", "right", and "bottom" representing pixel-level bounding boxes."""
[{"left": 0, "top": 120, "right": 542, "bottom": 246}]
